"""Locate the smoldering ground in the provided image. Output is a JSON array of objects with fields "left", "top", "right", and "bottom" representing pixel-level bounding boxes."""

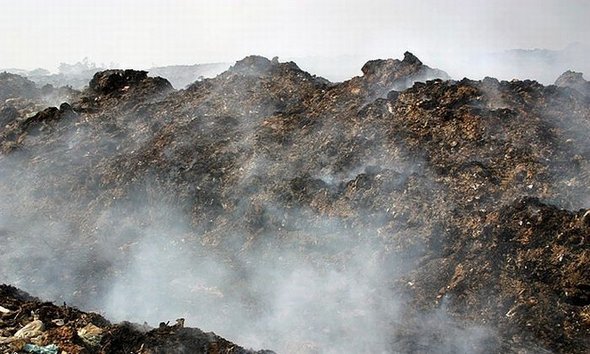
[
  {"left": 0, "top": 136, "right": 496, "bottom": 352},
  {"left": 0, "top": 175, "right": 500, "bottom": 354},
  {"left": 0, "top": 153, "right": 500, "bottom": 353},
  {"left": 3, "top": 53, "right": 587, "bottom": 352}
]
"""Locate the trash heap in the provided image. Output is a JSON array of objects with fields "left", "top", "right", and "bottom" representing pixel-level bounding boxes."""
[
  {"left": 0, "top": 285, "right": 271, "bottom": 354},
  {"left": 0, "top": 72, "right": 78, "bottom": 143},
  {"left": 0, "top": 53, "right": 589, "bottom": 353}
]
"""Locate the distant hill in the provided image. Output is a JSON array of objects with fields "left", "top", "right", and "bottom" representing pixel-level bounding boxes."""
[
  {"left": 450, "top": 43, "right": 590, "bottom": 83},
  {"left": 2, "top": 62, "right": 230, "bottom": 90},
  {"left": 148, "top": 63, "right": 230, "bottom": 89}
]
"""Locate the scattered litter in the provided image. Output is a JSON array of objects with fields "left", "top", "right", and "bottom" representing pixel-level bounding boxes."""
[
  {"left": 77, "top": 323, "right": 104, "bottom": 347},
  {"left": 23, "top": 343, "right": 59, "bottom": 354},
  {"left": 51, "top": 319, "right": 65, "bottom": 326},
  {"left": 14, "top": 319, "right": 44, "bottom": 338}
]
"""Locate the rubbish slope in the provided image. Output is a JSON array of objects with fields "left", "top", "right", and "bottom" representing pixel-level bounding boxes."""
[
  {"left": 0, "top": 285, "right": 272, "bottom": 353},
  {"left": 0, "top": 53, "right": 589, "bottom": 353}
]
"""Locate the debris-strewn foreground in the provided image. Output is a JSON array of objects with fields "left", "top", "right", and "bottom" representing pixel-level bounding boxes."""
[
  {"left": 0, "top": 53, "right": 589, "bottom": 353},
  {"left": 0, "top": 285, "right": 273, "bottom": 353}
]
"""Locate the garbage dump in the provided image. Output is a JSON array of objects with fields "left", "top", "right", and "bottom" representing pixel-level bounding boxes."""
[{"left": 0, "top": 53, "right": 589, "bottom": 353}]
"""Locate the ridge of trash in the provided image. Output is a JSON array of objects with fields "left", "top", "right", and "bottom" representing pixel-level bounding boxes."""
[{"left": 1, "top": 53, "right": 589, "bottom": 353}]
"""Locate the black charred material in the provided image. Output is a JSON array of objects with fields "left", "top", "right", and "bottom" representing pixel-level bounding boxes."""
[{"left": 89, "top": 69, "right": 173, "bottom": 97}]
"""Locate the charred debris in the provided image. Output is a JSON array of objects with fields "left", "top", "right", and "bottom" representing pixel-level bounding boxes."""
[{"left": 0, "top": 52, "right": 589, "bottom": 353}]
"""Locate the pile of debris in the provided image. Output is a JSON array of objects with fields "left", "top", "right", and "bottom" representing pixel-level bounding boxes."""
[
  {"left": 0, "top": 52, "right": 589, "bottom": 353},
  {"left": 0, "top": 73, "right": 40, "bottom": 102},
  {"left": 555, "top": 70, "right": 590, "bottom": 97},
  {"left": 0, "top": 285, "right": 271, "bottom": 354},
  {"left": 0, "top": 71, "right": 79, "bottom": 146}
]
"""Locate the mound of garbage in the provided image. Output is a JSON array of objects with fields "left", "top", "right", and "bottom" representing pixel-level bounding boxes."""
[
  {"left": 555, "top": 70, "right": 590, "bottom": 97},
  {"left": 0, "top": 53, "right": 588, "bottom": 353},
  {"left": 0, "top": 285, "right": 272, "bottom": 354}
]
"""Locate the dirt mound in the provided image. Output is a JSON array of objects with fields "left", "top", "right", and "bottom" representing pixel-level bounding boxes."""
[
  {"left": 555, "top": 70, "right": 590, "bottom": 97},
  {"left": 0, "top": 72, "right": 39, "bottom": 102},
  {"left": 361, "top": 51, "right": 449, "bottom": 83},
  {"left": 88, "top": 70, "right": 172, "bottom": 98},
  {"left": 0, "top": 53, "right": 588, "bottom": 353},
  {"left": 0, "top": 74, "right": 80, "bottom": 153}
]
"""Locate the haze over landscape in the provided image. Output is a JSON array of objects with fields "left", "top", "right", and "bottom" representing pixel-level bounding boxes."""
[{"left": 2, "top": 0, "right": 589, "bottom": 82}]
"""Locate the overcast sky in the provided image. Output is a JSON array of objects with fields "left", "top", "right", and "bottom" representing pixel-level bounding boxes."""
[{"left": 1, "top": 0, "right": 589, "bottom": 77}]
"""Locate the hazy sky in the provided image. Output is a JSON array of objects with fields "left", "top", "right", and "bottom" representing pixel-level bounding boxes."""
[{"left": 1, "top": 0, "right": 589, "bottom": 72}]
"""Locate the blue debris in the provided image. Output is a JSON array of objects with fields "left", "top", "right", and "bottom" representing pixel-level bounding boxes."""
[{"left": 23, "top": 343, "right": 59, "bottom": 354}]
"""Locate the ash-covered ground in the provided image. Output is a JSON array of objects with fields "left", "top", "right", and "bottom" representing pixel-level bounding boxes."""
[{"left": 0, "top": 52, "right": 589, "bottom": 353}]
